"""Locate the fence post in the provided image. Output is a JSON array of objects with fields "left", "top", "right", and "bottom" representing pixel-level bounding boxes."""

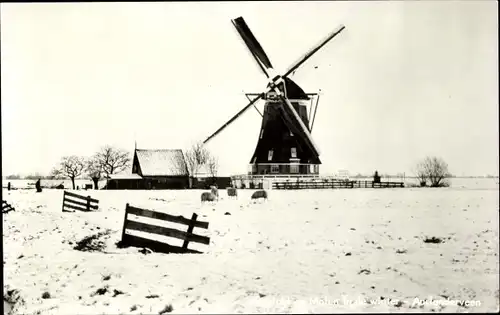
[
  {"left": 121, "top": 203, "right": 130, "bottom": 245},
  {"left": 183, "top": 213, "right": 198, "bottom": 251},
  {"left": 86, "top": 196, "right": 91, "bottom": 211},
  {"left": 62, "top": 191, "right": 66, "bottom": 212},
  {"left": 8, "top": 182, "right": 10, "bottom": 191}
]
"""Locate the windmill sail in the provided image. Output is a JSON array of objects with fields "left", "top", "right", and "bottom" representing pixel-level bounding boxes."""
[
  {"left": 202, "top": 16, "right": 345, "bottom": 175},
  {"left": 203, "top": 93, "right": 264, "bottom": 144},
  {"left": 232, "top": 17, "right": 274, "bottom": 76}
]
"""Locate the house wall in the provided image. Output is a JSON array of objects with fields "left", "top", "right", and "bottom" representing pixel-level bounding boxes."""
[
  {"left": 131, "top": 152, "right": 142, "bottom": 176},
  {"left": 142, "top": 176, "right": 189, "bottom": 189},
  {"left": 106, "top": 179, "right": 142, "bottom": 190},
  {"left": 106, "top": 177, "right": 189, "bottom": 190}
]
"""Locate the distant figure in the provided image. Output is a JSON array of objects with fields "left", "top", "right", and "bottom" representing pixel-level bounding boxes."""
[
  {"left": 35, "top": 178, "right": 42, "bottom": 193},
  {"left": 8, "top": 182, "right": 11, "bottom": 191},
  {"left": 251, "top": 190, "right": 268, "bottom": 202},
  {"left": 373, "top": 171, "right": 381, "bottom": 184}
]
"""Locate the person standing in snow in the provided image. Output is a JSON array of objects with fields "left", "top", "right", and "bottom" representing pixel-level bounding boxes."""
[{"left": 35, "top": 178, "right": 42, "bottom": 193}]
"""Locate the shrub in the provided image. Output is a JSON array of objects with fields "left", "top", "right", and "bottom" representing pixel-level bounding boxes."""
[{"left": 414, "top": 156, "right": 451, "bottom": 187}]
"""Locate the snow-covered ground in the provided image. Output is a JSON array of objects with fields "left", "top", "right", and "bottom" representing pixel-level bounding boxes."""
[{"left": 3, "top": 185, "right": 499, "bottom": 314}]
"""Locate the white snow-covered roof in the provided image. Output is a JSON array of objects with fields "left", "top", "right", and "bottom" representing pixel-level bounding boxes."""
[
  {"left": 135, "top": 149, "right": 188, "bottom": 176},
  {"left": 108, "top": 173, "right": 143, "bottom": 180}
]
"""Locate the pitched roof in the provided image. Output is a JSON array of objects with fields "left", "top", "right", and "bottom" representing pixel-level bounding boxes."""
[{"left": 135, "top": 149, "right": 188, "bottom": 176}]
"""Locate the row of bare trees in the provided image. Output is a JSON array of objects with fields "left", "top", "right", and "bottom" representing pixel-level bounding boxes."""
[
  {"left": 51, "top": 146, "right": 131, "bottom": 189},
  {"left": 50, "top": 143, "right": 220, "bottom": 190}
]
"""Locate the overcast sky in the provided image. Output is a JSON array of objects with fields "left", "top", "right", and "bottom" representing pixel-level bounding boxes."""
[{"left": 1, "top": 1, "right": 498, "bottom": 177}]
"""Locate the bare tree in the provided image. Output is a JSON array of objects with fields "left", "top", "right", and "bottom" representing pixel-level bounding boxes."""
[
  {"left": 413, "top": 160, "right": 428, "bottom": 187},
  {"left": 415, "top": 156, "right": 451, "bottom": 187},
  {"left": 95, "top": 145, "right": 131, "bottom": 177},
  {"left": 184, "top": 142, "right": 210, "bottom": 188},
  {"left": 424, "top": 156, "right": 451, "bottom": 187},
  {"left": 207, "top": 155, "right": 219, "bottom": 185},
  {"left": 85, "top": 156, "right": 102, "bottom": 190},
  {"left": 51, "top": 156, "right": 85, "bottom": 189}
]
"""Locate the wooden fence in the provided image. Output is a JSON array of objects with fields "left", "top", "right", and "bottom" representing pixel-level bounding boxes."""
[
  {"left": 3, "top": 200, "right": 15, "bottom": 213},
  {"left": 120, "top": 203, "right": 210, "bottom": 254},
  {"left": 358, "top": 181, "right": 404, "bottom": 188},
  {"left": 273, "top": 180, "right": 404, "bottom": 190},
  {"left": 62, "top": 191, "right": 99, "bottom": 212}
]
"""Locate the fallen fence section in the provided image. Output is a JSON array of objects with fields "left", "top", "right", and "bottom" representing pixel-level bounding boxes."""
[
  {"left": 62, "top": 191, "right": 99, "bottom": 212},
  {"left": 3, "top": 200, "right": 15, "bottom": 213},
  {"left": 121, "top": 203, "right": 210, "bottom": 254}
]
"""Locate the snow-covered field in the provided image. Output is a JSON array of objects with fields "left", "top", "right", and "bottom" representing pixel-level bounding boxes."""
[{"left": 3, "top": 184, "right": 499, "bottom": 314}]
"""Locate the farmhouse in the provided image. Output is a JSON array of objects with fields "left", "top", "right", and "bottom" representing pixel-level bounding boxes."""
[{"left": 107, "top": 149, "right": 189, "bottom": 189}]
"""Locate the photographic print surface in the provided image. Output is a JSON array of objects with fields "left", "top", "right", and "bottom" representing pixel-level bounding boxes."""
[{"left": 1, "top": 1, "right": 499, "bottom": 314}]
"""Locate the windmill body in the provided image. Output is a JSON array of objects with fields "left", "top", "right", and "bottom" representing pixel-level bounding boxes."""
[
  {"left": 249, "top": 77, "right": 321, "bottom": 175},
  {"left": 203, "top": 16, "right": 345, "bottom": 176}
]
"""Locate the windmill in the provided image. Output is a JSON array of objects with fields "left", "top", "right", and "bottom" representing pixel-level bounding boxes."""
[{"left": 203, "top": 16, "right": 345, "bottom": 175}]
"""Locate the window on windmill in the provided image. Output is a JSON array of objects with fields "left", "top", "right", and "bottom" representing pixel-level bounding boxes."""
[
  {"left": 291, "top": 147, "right": 297, "bottom": 158},
  {"left": 290, "top": 130, "right": 294, "bottom": 137},
  {"left": 271, "top": 164, "right": 279, "bottom": 173},
  {"left": 290, "top": 164, "right": 299, "bottom": 174},
  {"left": 268, "top": 150, "right": 273, "bottom": 161},
  {"left": 260, "top": 129, "right": 264, "bottom": 139}
]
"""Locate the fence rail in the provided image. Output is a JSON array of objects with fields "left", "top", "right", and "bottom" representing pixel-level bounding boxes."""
[
  {"left": 121, "top": 204, "right": 210, "bottom": 254},
  {"left": 3, "top": 200, "right": 15, "bottom": 213},
  {"left": 272, "top": 180, "right": 404, "bottom": 190},
  {"left": 232, "top": 174, "right": 321, "bottom": 180},
  {"left": 62, "top": 191, "right": 99, "bottom": 212}
]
